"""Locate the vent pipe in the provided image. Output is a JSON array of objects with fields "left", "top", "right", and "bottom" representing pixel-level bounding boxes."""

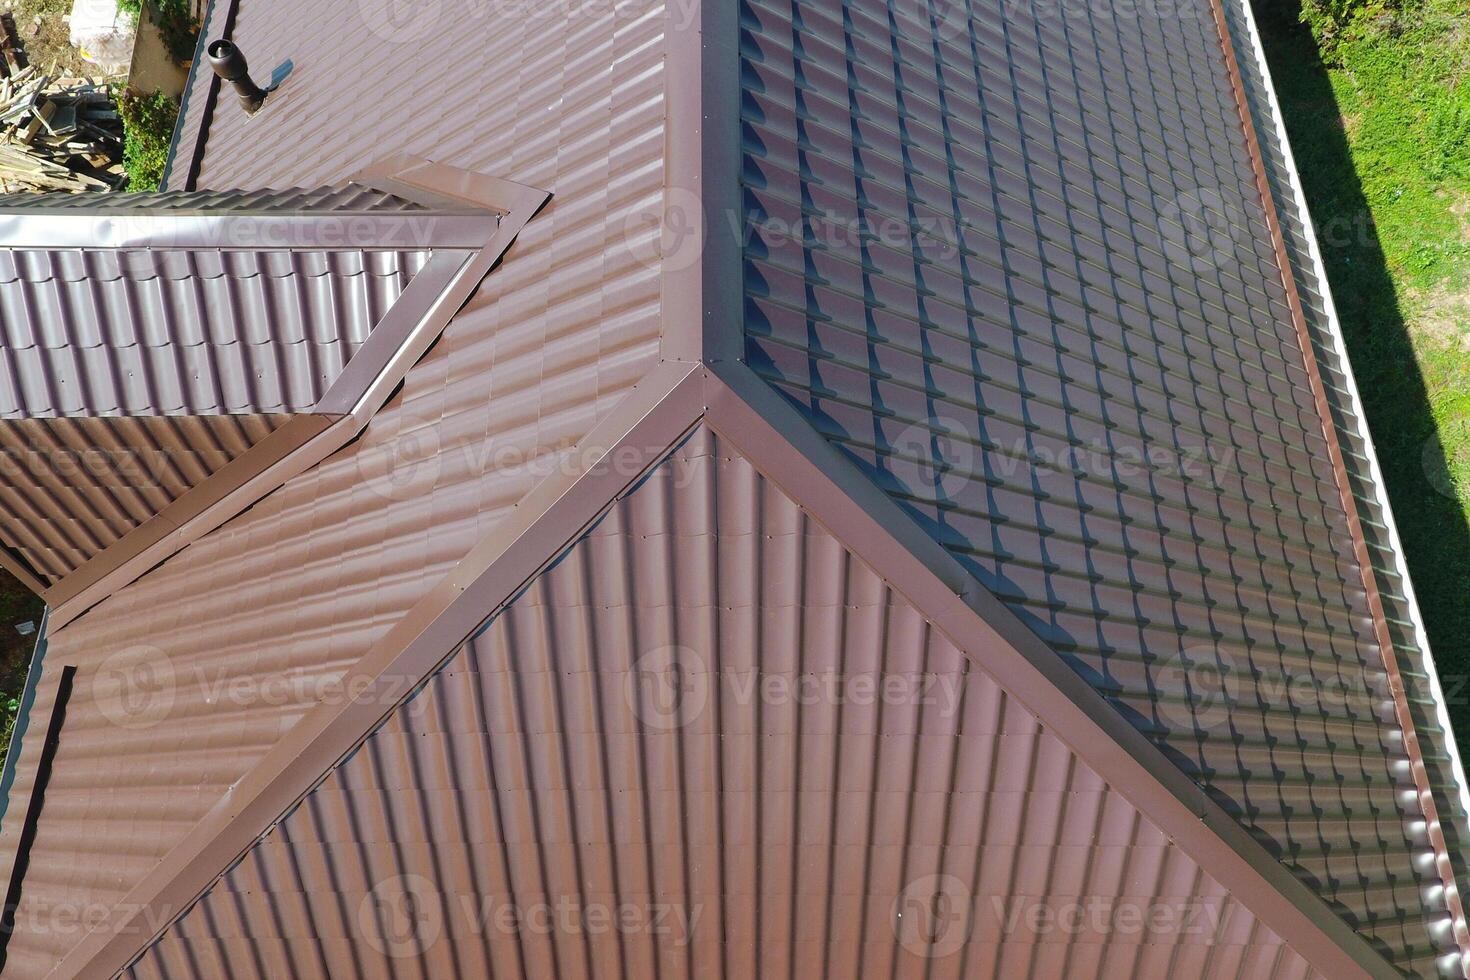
[{"left": 207, "top": 39, "right": 268, "bottom": 114}]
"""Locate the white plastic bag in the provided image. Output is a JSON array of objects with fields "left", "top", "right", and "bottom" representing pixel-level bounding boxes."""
[{"left": 69, "top": 0, "right": 135, "bottom": 75}]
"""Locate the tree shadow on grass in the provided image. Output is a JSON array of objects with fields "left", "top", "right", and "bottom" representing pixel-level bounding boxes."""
[{"left": 1255, "top": 8, "right": 1470, "bottom": 775}]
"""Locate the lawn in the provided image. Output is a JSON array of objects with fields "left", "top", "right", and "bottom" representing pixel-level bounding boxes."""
[{"left": 1256, "top": 1, "right": 1470, "bottom": 750}]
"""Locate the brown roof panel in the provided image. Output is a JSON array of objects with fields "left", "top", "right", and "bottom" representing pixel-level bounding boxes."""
[
  {"left": 0, "top": 4, "right": 670, "bottom": 973},
  {"left": 0, "top": 248, "right": 427, "bottom": 417},
  {"left": 737, "top": 0, "right": 1457, "bottom": 971},
  {"left": 0, "top": 182, "right": 431, "bottom": 213},
  {"left": 0, "top": 413, "right": 286, "bottom": 582},
  {"left": 122, "top": 427, "right": 1327, "bottom": 979},
  {"left": 0, "top": 179, "right": 501, "bottom": 592},
  {"left": 1217, "top": 0, "right": 1470, "bottom": 914}
]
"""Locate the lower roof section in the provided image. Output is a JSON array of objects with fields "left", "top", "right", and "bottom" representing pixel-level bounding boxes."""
[
  {"left": 0, "top": 413, "right": 286, "bottom": 586},
  {"left": 735, "top": 0, "right": 1462, "bottom": 970},
  {"left": 120, "top": 427, "right": 1324, "bottom": 979}
]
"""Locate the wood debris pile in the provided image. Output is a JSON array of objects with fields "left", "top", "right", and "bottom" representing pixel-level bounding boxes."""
[{"left": 0, "top": 14, "right": 123, "bottom": 193}]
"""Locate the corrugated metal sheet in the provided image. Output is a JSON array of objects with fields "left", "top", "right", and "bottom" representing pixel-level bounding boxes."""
[
  {"left": 1217, "top": 0, "right": 1470, "bottom": 921},
  {"left": 0, "top": 414, "right": 286, "bottom": 583},
  {"left": 0, "top": 183, "right": 431, "bottom": 213},
  {"left": 0, "top": 248, "right": 428, "bottom": 418},
  {"left": 0, "top": 2, "right": 669, "bottom": 974},
  {"left": 738, "top": 0, "right": 1451, "bottom": 973},
  {"left": 122, "top": 428, "right": 1325, "bottom": 979}
]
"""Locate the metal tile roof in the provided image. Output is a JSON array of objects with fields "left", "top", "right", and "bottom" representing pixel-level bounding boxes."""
[
  {"left": 0, "top": 179, "right": 511, "bottom": 419},
  {"left": 738, "top": 0, "right": 1454, "bottom": 972},
  {"left": 0, "top": 414, "right": 285, "bottom": 582},
  {"left": 0, "top": 3, "right": 668, "bottom": 972},
  {"left": 1217, "top": 0, "right": 1470, "bottom": 912},
  {"left": 0, "top": 182, "right": 432, "bottom": 213},
  {"left": 0, "top": 248, "right": 427, "bottom": 417},
  {"left": 0, "top": 0, "right": 1456, "bottom": 975},
  {"left": 122, "top": 428, "right": 1326, "bottom": 979},
  {"left": 0, "top": 173, "right": 506, "bottom": 591}
]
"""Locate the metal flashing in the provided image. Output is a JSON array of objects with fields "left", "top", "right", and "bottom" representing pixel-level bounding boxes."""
[
  {"left": 660, "top": 0, "right": 742, "bottom": 365},
  {"left": 45, "top": 158, "right": 550, "bottom": 624}
]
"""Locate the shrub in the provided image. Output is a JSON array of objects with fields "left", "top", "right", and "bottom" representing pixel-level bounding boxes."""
[
  {"left": 151, "top": 0, "right": 200, "bottom": 64},
  {"left": 117, "top": 0, "right": 199, "bottom": 64},
  {"left": 1299, "top": 0, "right": 1413, "bottom": 58},
  {"left": 120, "top": 90, "right": 179, "bottom": 191}
]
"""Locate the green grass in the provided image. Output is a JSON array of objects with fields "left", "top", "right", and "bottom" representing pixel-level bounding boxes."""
[
  {"left": 1258, "top": 2, "right": 1470, "bottom": 747},
  {"left": 120, "top": 89, "right": 178, "bottom": 191}
]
